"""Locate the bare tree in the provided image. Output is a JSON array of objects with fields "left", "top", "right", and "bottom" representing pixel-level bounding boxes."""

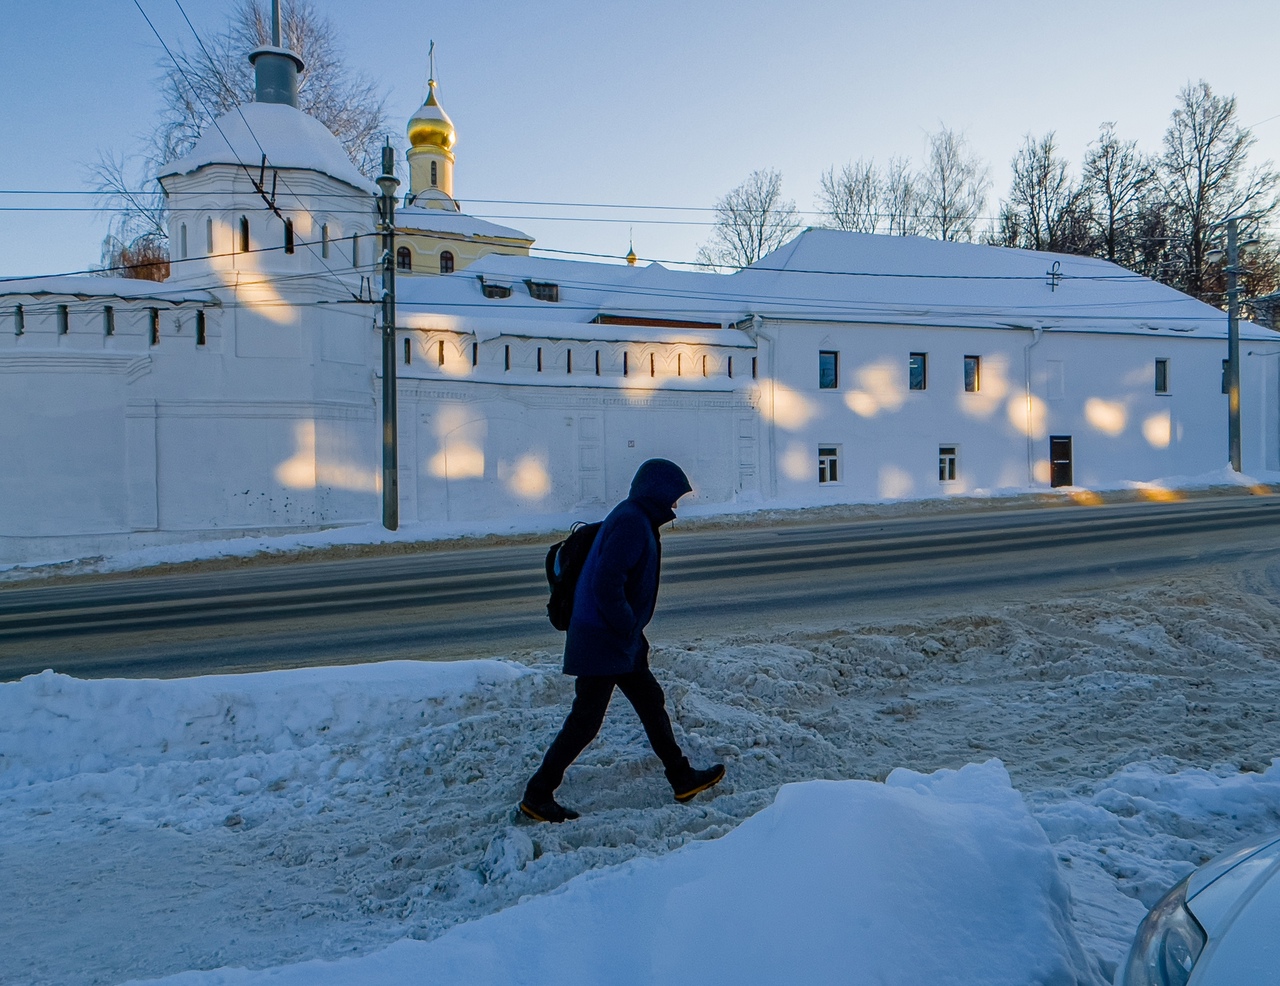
[
  {"left": 93, "top": 0, "right": 390, "bottom": 277},
  {"left": 882, "top": 157, "right": 923, "bottom": 236},
  {"left": 817, "top": 160, "right": 882, "bottom": 233},
  {"left": 697, "top": 169, "right": 801, "bottom": 270},
  {"left": 1160, "top": 80, "right": 1279, "bottom": 299},
  {"left": 920, "top": 126, "right": 989, "bottom": 241},
  {"left": 1081, "top": 123, "right": 1156, "bottom": 265},
  {"left": 1004, "top": 132, "right": 1087, "bottom": 252}
]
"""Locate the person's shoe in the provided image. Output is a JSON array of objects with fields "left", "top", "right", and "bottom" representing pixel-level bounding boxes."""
[
  {"left": 519, "top": 796, "right": 580, "bottom": 823},
  {"left": 672, "top": 764, "right": 726, "bottom": 803}
]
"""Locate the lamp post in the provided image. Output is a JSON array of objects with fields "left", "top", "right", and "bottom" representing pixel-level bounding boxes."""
[
  {"left": 376, "top": 143, "right": 400, "bottom": 530},
  {"left": 1206, "top": 218, "right": 1259, "bottom": 473}
]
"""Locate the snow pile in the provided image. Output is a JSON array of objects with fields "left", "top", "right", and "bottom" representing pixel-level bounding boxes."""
[{"left": 125, "top": 761, "right": 1096, "bottom": 986}]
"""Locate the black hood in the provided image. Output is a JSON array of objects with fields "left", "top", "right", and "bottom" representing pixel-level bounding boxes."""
[{"left": 628, "top": 459, "right": 692, "bottom": 524}]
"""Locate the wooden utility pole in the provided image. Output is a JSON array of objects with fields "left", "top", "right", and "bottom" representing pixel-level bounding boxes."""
[{"left": 377, "top": 143, "right": 400, "bottom": 529}]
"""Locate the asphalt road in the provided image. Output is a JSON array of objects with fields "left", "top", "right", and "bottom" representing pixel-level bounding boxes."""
[{"left": 3, "top": 495, "right": 1280, "bottom": 681}]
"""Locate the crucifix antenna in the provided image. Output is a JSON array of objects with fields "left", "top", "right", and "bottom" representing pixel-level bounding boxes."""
[{"left": 428, "top": 40, "right": 436, "bottom": 83}]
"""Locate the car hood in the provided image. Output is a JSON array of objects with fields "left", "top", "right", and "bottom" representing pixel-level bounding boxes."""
[{"left": 1184, "top": 830, "right": 1280, "bottom": 983}]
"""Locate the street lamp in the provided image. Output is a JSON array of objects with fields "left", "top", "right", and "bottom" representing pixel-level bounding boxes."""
[{"left": 376, "top": 144, "right": 400, "bottom": 530}]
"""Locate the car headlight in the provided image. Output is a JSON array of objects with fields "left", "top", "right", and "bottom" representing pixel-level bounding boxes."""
[{"left": 1120, "top": 874, "right": 1207, "bottom": 986}]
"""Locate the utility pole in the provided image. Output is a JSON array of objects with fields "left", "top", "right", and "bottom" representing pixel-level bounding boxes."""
[
  {"left": 377, "top": 143, "right": 400, "bottom": 530},
  {"left": 1225, "top": 218, "right": 1243, "bottom": 473}
]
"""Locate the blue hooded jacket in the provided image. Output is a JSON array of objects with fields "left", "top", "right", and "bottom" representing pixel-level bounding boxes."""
[{"left": 562, "top": 459, "right": 692, "bottom": 676}]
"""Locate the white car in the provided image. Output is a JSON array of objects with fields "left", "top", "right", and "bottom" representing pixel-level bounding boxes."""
[{"left": 1120, "top": 830, "right": 1280, "bottom": 985}]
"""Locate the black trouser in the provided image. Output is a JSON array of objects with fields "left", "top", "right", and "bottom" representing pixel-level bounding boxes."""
[{"left": 526, "top": 667, "right": 689, "bottom": 799}]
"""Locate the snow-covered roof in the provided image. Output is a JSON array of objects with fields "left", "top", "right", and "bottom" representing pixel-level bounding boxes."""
[
  {"left": 397, "top": 206, "right": 532, "bottom": 243},
  {"left": 396, "top": 229, "right": 1264, "bottom": 340},
  {"left": 158, "top": 101, "right": 375, "bottom": 193},
  {"left": 0, "top": 275, "right": 217, "bottom": 303}
]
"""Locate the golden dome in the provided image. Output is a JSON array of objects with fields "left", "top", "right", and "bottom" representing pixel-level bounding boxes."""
[{"left": 407, "top": 80, "right": 456, "bottom": 151}]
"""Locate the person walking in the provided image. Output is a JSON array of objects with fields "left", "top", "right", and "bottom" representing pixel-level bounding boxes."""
[{"left": 520, "top": 458, "right": 725, "bottom": 823}]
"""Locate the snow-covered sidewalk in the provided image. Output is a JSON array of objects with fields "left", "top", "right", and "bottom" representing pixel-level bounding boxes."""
[{"left": 3, "top": 569, "right": 1280, "bottom": 985}]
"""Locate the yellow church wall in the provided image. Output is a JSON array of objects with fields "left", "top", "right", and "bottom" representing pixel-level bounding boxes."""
[{"left": 395, "top": 231, "right": 531, "bottom": 275}]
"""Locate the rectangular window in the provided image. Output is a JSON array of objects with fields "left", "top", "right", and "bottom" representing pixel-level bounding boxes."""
[
  {"left": 567, "top": 349, "right": 573, "bottom": 374},
  {"left": 727, "top": 355, "right": 734, "bottom": 379},
  {"left": 196, "top": 310, "right": 207, "bottom": 346},
  {"left": 321, "top": 223, "right": 330, "bottom": 259},
  {"left": 351, "top": 234, "right": 359, "bottom": 268},
  {"left": 526, "top": 281, "right": 559, "bottom": 302},
  {"left": 649, "top": 352, "right": 655, "bottom": 377},
  {"left": 14, "top": 304, "right": 24, "bottom": 336},
  {"left": 818, "top": 445, "right": 840, "bottom": 484},
  {"left": 180, "top": 224, "right": 188, "bottom": 260},
  {"left": 752, "top": 356, "right": 758, "bottom": 379},
  {"left": 482, "top": 283, "right": 512, "bottom": 299},
  {"left": 405, "top": 338, "right": 412, "bottom": 365},
  {"left": 438, "top": 340, "right": 446, "bottom": 366},
  {"left": 909, "top": 352, "right": 927, "bottom": 390},
  {"left": 595, "top": 349, "right": 601, "bottom": 376},
  {"left": 964, "top": 355, "right": 980, "bottom": 393},
  {"left": 537, "top": 346, "right": 543, "bottom": 372},
  {"left": 57, "top": 305, "right": 68, "bottom": 335},
  {"left": 1222, "top": 359, "right": 1229, "bottom": 395},
  {"left": 504, "top": 344, "right": 511, "bottom": 371},
  {"left": 149, "top": 308, "right": 160, "bottom": 347},
  {"left": 1155, "top": 358, "right": 1170, "bottom": 394},
  {"left": 103, "top": 306, "right": 115, "bottom": 337},
  {"left": 471, "top": 342, "right": 478, "bottom": 367},
  {"left": 206, "top": 217, "right": 214, "bottom": 254},
  {"left": 819, "top": 350, "right": 839, "bottom": 389},
  {"left": 702, "top": 354, "right": 707, "bottom": 377},
  {"left": 939, "top": 445, "right": 958, "bottom": 482},
  {"left": 623, "top": 352, "right": 629, "bottom": 376},
  {"left": 284, "top": 219, "right": 295, "bottom": 255}
]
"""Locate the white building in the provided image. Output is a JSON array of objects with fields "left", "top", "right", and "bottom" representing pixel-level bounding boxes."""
[{"left": 1, "top": 34, "right": 1273, "bottom": 564}]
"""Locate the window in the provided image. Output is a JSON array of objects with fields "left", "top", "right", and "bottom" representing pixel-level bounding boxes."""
[
  {"left": 14, "top": 304, "right": 24, "bottom": 336},
  {"left": 482, "top": 282, "right": 511, "bottom": 299},
  {"left": 196, "top": 310, "right": 207, "bottom": 346},
  {"left": 239, "top": 216, "right": 249, "bottom": 253},
  {"left": 1222, "top": 359, "right": 1230, "bottom": 395},
  {"left": 623, "top": 352, "right": 629, "bottom": 376},
  {"left": 504, "top": 344, "right": 511, "bottom": 371},
  {"left": 397, "top": 246, "right": 411, "bottom": 271},
  {"left": 440, "top": 251, "right": 454, "bottom": 274},
  {"left": 526, "top": 280, "right": 559, "bottom": 303},
  {"left": 702, "top": 354, "right": 708, "bottom": 377},
  {"left": 438, "top": 340, "right": 446, "bottom": 366},
  {"left": 103, "top": 306, "right": 115, "bottom": 337},
  {"left": 567, "top": 349, "right": 573, "bottom": 374},
  {"left": 964, "top": 355, "right": 980, "bottom": 393},
  {"left": 752, "top": 356, "right": 758, "bottom": 379},
  {"left": 352, "top": 234, "right": 360, "bottom": 267},
  {"left": 909, "top": 352, "right": 927, "bottom": 390},
  {"left": 939, "top": 446, "right": 958, "bottom": 482},
  {"left": 57, "top": 304, "right": 68, "bottom": 335},
  {"left": 149, "top": 308, "right": 160, "bottom": 347},
  {"left": 650, "top": 352, "right": 655, "bottom": 377},
  {"left": 321, "top": 223, "right": 330, "bottom": 258},
  {"left": 595, "top": 350, "right": 601, "bottom": 376},
  {"left": 430, "top": 160, "right": 438, "bottom": 187},
  {"left": 180, "top": 223, "right": 188, "bottom": 260},
  {"left": 471, "top": 342, "right": 478, "bottom": 367},
  {"left": 283, "top": 219, "right": 295, "bottom": 254},
  {"left": 537, "top": 347, "right": 543, "bottom": 372},
  {"left": 206, "top": 217, "right": 214, "bottom": 254},
  {"left": 819, "top": 350, "right": 839, "bottom": 389},
  {"left": 1155, "top": 358, "right": 1170, "bottom": 394},
  {"left": 404, "top": 338, "right": 412, "bottom": 365},
  {"left": 818, "top": 446, "right": 840, "bottom": 484},
  {"left": 727, "top": 355, "right": 734, "bottom": 378}
]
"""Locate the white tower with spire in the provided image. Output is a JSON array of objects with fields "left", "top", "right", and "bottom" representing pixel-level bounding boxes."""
[{"left": 406, "top": 44, "right": 458, "bottom": 209}]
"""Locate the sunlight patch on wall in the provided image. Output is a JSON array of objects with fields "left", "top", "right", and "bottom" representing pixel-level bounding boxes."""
[
  {"left": 957, "top": 357, "right": 1011, "bottom": 421},
  {"left": 276, "top": 420, "right": 317, "bottom": 489},
  {"left": 503, "top": 454, "right": 551, "bottom": 499},
  {"left": 1142, "top": 411, "right": 1172, "bottom": 448},
  {"left": 428, "top": 441, "right": 484, "bottom": 480},
  {"left": 845, "top": 362, "right": 905, "bottom": 418},
  {"left": 878, "top": 464, "right": 913, "bottom": 499},
  {"left": 765, "top": 381, "right": 816, "bottom": 430},
  {"left": 780, "top": 442, "right": 812, "bottom": 481},
  {"left": 1033, "top": 459, "right": 1051, "bottom": 484},
  {"left": 1008, "top": 394, "right": 1047, "bottom": 439},
  {"left": 1085, "top": 398, "right": 1127, "bottom": 437}
]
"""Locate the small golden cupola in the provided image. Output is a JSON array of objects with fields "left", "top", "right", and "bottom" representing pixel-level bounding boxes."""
[{"left": 407, "top": 62, "right": 458, "bottom": 209}]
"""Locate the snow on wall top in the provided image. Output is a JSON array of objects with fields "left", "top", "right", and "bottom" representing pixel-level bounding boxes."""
[
  {"left": 159, "top": 101, "right": 375, "bottom": 193},
  {"left": 0, "top": 275, "right": 217, "bottom": 303},
  {"left": 398, "top": 206, "right": 532, "bottom": 243},
  {"left": 398, "top": 229, "right": 1265, "bottom": 340}
]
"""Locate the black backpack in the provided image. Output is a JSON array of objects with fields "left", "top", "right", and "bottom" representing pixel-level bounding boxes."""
[{"left": 545, "top": 521, "right": 602, "bottom": 631}]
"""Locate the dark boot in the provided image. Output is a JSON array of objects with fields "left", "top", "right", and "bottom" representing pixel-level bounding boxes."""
[
  {"left": 519, "top": 795, "right": 580, "bottom": 823},
  {"left": 669, "top": 763, "right": 726, "bottom": 803}
]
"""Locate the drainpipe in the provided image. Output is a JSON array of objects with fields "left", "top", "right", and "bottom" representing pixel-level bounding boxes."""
[
  {"left": 1023, "top": 323, "right": 1045, "bottom": 485},
  {"left": 749, "top": 314, "right": 778, "bottom": 499}
]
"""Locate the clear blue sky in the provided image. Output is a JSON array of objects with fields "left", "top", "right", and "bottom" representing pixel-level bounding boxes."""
[{"left": 2, "top": 0, "right": 1278, "bottom": 277}]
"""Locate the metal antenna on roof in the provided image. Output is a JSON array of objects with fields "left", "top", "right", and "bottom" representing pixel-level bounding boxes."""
[{"left": 428, "top": 39, "right": 436, "bottom": 84}]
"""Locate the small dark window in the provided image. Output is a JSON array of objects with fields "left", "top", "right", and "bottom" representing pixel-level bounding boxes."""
[
  {"left": 504, "top": 344, "right": 511, "bottom": 371},
  {"left": 180, "top": 223, "right": 188, "bottom": 259},
  {"left": 352, "top": 234, "right": 360, "bottom": 267},
  {"left": 909, "top": 352, "right": 927, "bottom": 391},
  {"left": 537, "top": 347, "right": 543, "bottom": 372},
  {"left": 283, "top": 219, "right": 295, "bottom": 254},
  {"left": 440, "top": 251, "right": 454, "bottom": 274},
  {"left": 431, "top": 160, "right": 438, "bottom": 187},
  {"left": 57, "top": 304, "right": 68, "bottom": 335},
  {"left": 939, "top": 446, "right": 958, "bottom": 482},
  {"left": 196, "top": 310, "right": 207, "bottom": 346},
  {"left": 702, "top": 354, "right": 708, "bottom": 377},
  {"left": 728, "top": 355, "right": 734, "bottom": 379},
  {"left": 104, "top": 306, "right": 115, "bottom": 337},
  {"left": 526, "top": 281, "right": 559, "bottom": 302},
  {"left": 818, "top": 446, "right": 839, "bottom": 484},
  {"left": 567, "top": 349, "right": 573, "bottom": 374},
  {"left": 677, "top": 353, "right": 682, "bottom": 376},
  {"left": 438, "top": 340, "right": 445, "bottom": 366},
  {"left": 14, "top": 304, "right": 24, "bottom": 336},
  {"left": 1155, "top": 358, "right": 1170, "bottom": 395},
  {"left": 623, "top": 352, "right": 629, "bottom": 376},
  {"left": 404, "top": 338, "right": 412, "bottom": 364},
  {"left": 321, "top": 223, "right": 330, "bottom": 258},
  {"left": 239, "top": 216, "right": 250, "bottom": 253},
  {"left": 397, "top": 247, "right": 411, "bottom": 271},
  {"left": 149, "top": 308, "right": 160, "bottom": 346},
  {"left": 819, "top": 351, "right": 839, "bottom": 389},
  {"left": 964, "top": 356, "right": 980, "bottom": 393},
  {"left": 752, "top": 356, "right": 758, "bottom": 379},
  {"left": 650, "top": 352, "right": 655, "bottom": 377},
  {"left": 471, "top": 342, "right": 478, "bottom": 367},
  {"left": 595, "top": 350, "right": 601, "bottom": 376},
  {"left": 483, "top": 283, "right": 511, "bottom": 299},
  {"left": 206, "top": 217, "right": 214, "bottom": 254}
]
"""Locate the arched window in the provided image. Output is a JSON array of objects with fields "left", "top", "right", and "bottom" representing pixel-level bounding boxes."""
[
  {"left": 180, "top": 223, "right": 188, "bottom": 259},
  {"left": 320, "top": 223, "right": 330, "bottom": 258},
  {"left": 239, "top": 216, "right": 250, "bottom": 253},
  {"left": 206, "top": 217, "right": 214, "bottom": 254},
  {"left": 439, "top": 251, "right": 455, "bottom": 274},
  {"left": 352, "top": 234, "right": 359, "bottom": 267},
  {"left": 430, "top": 160, "right": 438, "bottom": 187},
  {"left": 283, "top": 219, "right": 295, "bottom": 254},
  {"left": 397, "top": 246, "right": 411, "bottom": 270}
]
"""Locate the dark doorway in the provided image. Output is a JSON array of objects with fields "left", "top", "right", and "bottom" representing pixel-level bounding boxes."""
[{"left": 1049, "top": 435, "right": 1073, "bottom": 488}]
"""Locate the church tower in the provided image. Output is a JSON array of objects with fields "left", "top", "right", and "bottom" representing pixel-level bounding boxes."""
[{"left": 406, "top": 70, "right": 457, "bottom": 209}]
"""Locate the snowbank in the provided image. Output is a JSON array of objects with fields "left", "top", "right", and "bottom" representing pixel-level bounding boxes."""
[{"left": 126, "top": 761, "right": 1097, "bottom": 986}]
